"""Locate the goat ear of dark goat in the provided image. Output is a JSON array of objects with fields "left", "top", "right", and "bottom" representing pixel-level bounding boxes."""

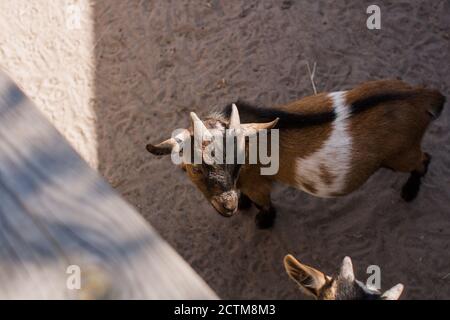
[
  {"left": 284, "top": 254, "right": 328, "bottom": 299},
  {"left": 381, "top": 284, "right": 404, "bottom": 300}
]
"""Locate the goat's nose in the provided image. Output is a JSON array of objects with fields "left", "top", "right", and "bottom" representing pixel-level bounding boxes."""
[
  {"left": 222, "top": 191, "right": 238, "bottom": 211},
  {"left": 223, "top": 200, "right": 237, "bottom": 211}
]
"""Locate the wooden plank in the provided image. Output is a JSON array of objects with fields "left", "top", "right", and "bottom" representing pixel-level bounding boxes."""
[{"left": 0, "top": 70, "right": 217, "bottom": 299}]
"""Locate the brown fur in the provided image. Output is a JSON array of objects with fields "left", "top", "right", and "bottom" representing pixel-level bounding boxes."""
[
  {"left": 239, "top": 80, "right": 443, "bottom": 207},
  {"left": 284, "top": 254, "right": 404, "bottom": 300},
  {"left": 147, "top": 79, "right": 445, "bottom": 226},
  {"left": 238, "top": 165, "right": 272, "bottom": 209},
  {"left": 237, "top": 93, "right": 335, "bottom": 204},
  {"left": 344, "top": 80, "right": 437, "bottom": 192},
  {"left": 319, "top": 163, "right": 336, "bottom": 186}
]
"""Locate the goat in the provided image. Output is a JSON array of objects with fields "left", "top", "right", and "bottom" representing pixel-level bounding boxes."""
[
  {"left": 284, "top": 254, "right": 404, "bottom": 300},
  {"left": 146, "top": 79, "right": 445, "bottom": 228}
]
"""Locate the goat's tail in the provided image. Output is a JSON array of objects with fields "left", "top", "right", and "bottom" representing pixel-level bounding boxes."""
[{"left": 421, "top": 89, "right": 446, "bottom": 120}]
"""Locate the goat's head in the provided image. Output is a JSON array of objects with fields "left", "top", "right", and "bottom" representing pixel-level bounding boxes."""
[
  {"left": 284, "top": 254, "right": 404, "bottom": 300},
  {"left": 146, "top": 104, "right": 278, "bottom": 217}
]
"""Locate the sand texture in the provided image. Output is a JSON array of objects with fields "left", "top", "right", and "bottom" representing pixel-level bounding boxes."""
[{"left": 1, "top": 0, "right": 449, "bottom": 299}]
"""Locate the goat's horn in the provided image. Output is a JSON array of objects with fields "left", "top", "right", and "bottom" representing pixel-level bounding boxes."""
[
  {"left": 190, "top": 112, "right": 209, "bottom": 132},
  {"left": 190, "top": 112, "right": 212, "bottom": 139},
  {"left": 229, "top": 103, "right": 241, "bottom": 130}
]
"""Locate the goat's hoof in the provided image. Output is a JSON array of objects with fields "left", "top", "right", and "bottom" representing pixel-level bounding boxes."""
[
  {"left": 423, "top": 152, "right": 432, "bottom": 174},
  {"left": 239, "top": 194, "right": 253, "bottom": 211},
  {"left": 255, "top": 208, "right": 276, "bottom": 229},
  {"left": 401, "top": 180, "right": 420, "bottom": 202}
]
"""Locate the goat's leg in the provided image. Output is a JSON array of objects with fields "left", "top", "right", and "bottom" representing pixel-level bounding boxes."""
[
  {"left": 254, "top": 203, "right": 277, "bottom": 229},
  {"left": 238, "top": 193, "right": 253, "bottom": 210},
  {"left": 401, "top": 152, "right": 431, "bottom": 202},
  {"left": 240, "top": 179, "right": 276, "bottom": 229},
  {"left": 383, "top": 146, "right": 431, "bottom": 202}
]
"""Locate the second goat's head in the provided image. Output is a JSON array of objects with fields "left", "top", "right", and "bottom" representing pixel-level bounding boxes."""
[{"left": 284, "top": 254, "right": 404, "bottom": 300}]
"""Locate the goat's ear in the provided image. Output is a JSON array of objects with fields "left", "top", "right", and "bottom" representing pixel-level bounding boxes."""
[
  {"left": 381, "top": 284, "right": 404, "bottom": 300},
  {"left": 284, "top": 254, "right": 328, "bottom": 299},
  {"left": 241, "top": 118, "right": 279, "bottom": 136},
  {"left": 146, "top": 129, "right": 191, "bottom": 157},
  {"left": 146, "top": 141, "right": 174, "bottom": 156}
]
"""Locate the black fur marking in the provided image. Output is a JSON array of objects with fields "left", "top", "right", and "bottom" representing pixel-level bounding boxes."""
[
  {"left": 401, "top": 153, "right": 431, "bottom": 202},
  {"left": 223, "top": 101, "right": 336, "bottom": 129},
  {"left": 224, "top": 92, "right": 417, "bottom": 130},
  {"left": 350, "top": 92, "right": 413, "bottom": 115}
]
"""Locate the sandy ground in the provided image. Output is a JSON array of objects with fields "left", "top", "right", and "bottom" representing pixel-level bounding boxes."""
[
  {"left": 1, "top": 0, "right": 450, "bottom": 299},
  {"left": 0, "top": 0, "right": 98, "bottom": 166}
]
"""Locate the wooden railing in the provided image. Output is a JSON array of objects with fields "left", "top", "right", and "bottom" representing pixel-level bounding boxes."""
[{"left": 0, "top": 70, "right": 217, "bottom": 299}]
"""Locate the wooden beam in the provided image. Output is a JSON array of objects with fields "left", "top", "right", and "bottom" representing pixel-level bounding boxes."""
[{"left": 0, "top": 70, "right": 217, "bottom": 299}]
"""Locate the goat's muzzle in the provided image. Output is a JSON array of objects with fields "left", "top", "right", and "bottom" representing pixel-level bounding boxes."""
[{"left": 211, "top": 191, "right": 239, "bottom": 217}]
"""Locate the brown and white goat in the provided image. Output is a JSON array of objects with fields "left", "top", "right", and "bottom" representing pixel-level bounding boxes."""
[
  {"left": 146, "top": 80, "right": 445, "bottom": 228},
  {"left": 284, "top": 254, "right": 404, "bottom": 300}
]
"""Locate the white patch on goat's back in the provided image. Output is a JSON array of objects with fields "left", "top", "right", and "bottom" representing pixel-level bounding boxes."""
[{"left": 295, "top": 91, "right": 352, "bottom": 197}]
